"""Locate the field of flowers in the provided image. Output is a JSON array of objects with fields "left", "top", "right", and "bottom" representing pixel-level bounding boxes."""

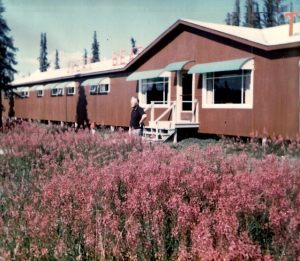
[{"left": 0, "top": 123, "right": 300, "bottom": 260}]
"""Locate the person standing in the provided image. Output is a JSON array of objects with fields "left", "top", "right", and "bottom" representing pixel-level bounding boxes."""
[{"left": 129, "top": 96, "right": 147, "bottom": 136}]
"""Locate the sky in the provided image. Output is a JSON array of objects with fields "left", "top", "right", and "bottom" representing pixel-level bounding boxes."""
[{"left": 2, "top": 0, "right": 300, "bottom": 78}]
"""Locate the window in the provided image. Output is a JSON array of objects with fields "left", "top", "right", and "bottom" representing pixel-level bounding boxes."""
[
  {"left": 98, "top": 84, "right": 109, "bottom": 93},
  {"left": 90, "top": 85, "right": 97, "bottom": 95},
  {"left": 37, "top": 90, "right": 44, "bottom": 97},
  {"left": 89, "top": 84, "right": 110, "bottom": 95},
  {"left": 140, "top": 77, "right": 169, "bottom": 105},
  {"left": 51, "top": 88, "right": 64, "bottom": 96},
  {"left": 66, "top": 87, "right": 75, "bottom": 96},
  {"left": 203, "top": 70, "right": 253, "bottom": 108},
  {"left": 20, "top": 91, "right": 29, "bottom": 98}
]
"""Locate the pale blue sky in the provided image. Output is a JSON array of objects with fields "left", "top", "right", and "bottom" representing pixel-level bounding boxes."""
[{"left": 2, "top": 0, "right": 300, "bottom": 77}]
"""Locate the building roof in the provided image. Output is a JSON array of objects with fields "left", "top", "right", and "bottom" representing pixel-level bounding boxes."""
[
  {"left": 12, "top": 58, "right": 128, "bottom": 86},
  {"left": 183, "top": 19, "right": 300, "bottom": 47},
  {"left": 12, "top": 19, "right": 300, "bottom": 87}
]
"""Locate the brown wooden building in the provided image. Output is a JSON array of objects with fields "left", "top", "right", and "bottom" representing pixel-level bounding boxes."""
[{"left": 3, "top": 19, "right": 300, "bottom": 141}]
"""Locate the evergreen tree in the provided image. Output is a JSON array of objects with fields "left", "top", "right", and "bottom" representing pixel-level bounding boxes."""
[
  {"left": 275, "top": 0, "right": 286, "bottom": 25},
  {"left": 224, "top": 0, "right": 240, "bottom": 26},
  {"left": 244, "top": 0, "right": 255, "bottom": 27},
  {"left": 54, "top": 49, "right": 60, "bottom": 69},
  {"left": 38, "top": 32, "right": 49, "bottom": 72},
  {"left": 244, "top": 0, "right": 261, "bottom": 28},
  {"left": 253, "top": 2, "right": 262, "bottom": 28},
  {"left": 38, "top": 33, "right": 43, "bottom": 71},
  {"left": 83, "top": 48, "right": 88, "bottom": 65},
  {"left": 130, "top": 37, "right": 138, "bottom": 55},
  {"left": 290, "top": 1, "right": 296, "bottom": 22},
  {"left": 225, "top": 12, "right": 233, "bottom": 25},
  {"left": 0, "top": 0, "right": 17, "bottom": 128},
  {"left": 91, "top": 31, "right": 100, "bottom": 63},
  {"left": 232, "top": 0, "right": 241, "bottom": 26},
  {"left": 262, "top": 0, "right": 286, "bottom": 27}
]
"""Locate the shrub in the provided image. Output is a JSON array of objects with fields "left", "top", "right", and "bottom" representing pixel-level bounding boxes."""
[{"left": 0, "top": 123, "right": 299, "bottom": 260}]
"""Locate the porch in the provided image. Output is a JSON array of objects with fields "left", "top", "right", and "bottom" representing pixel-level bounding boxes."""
[{"left": 144, "top": 99, "right": 199, "bottom": 142}]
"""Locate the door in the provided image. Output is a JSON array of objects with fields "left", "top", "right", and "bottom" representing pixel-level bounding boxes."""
[{"left": 182, "top": 73, "right": 192, "bottom": 111}]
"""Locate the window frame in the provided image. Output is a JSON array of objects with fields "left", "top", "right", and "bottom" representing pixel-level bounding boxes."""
[
  {"left": 37, "top": 90, "right": 44, "bottom": 97},
  {"left": 138, "top": 75, "right": 171, "bottom": 108},
  {"left": 202, "top": 69, "right": 254, "bottom": 109},
  {"left": 66, "top": 87, "right": 76, "bottom": 96},
  {"left": 51, "top": 88, "right": 64, "bottom": 97},
  {"left": 20, "top": 91, "right": 29, "bottom": 98},
  {"left": 90, "top": 85, "right": 98, "bottom": 95},
  {"left": 98, "top": 84, "right": 110, "bottom": 94}
]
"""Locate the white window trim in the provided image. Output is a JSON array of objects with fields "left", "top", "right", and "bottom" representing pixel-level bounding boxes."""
[
  {"left": 98, "top": 84, "right": 110, "bottom": 94},
  {"left": 90, "top": 85, "right": 98, "bottom": 95},
  {"left": 37, "top": 90, "right": 44, "bottom": 97},
  {"left": 51, "top": 88, "right": 64, "bottom": 96},
  {"left": 138, "top": 73, "right": 171, "bottom": 108},
  {"left": 21, "top": 91, "right": 29, "bottom": 98},
  {"left": 66, "top": 86, "right": 76, "bottom": 96},
  {"left": 202, "top": 69, "right": 254, "bottom": 109}
]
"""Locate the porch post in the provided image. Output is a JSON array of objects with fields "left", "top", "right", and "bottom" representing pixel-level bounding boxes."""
[
  {"left": 192, "top": 73, "right": 196, "bottom": 122},
  {"left": 176, "top": 71, "right": 182, "bottom": 122}
]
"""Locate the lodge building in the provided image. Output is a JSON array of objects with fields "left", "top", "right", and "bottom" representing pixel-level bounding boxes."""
[{"left": 3, "top": 19, "right": 300, "bottom": 141}]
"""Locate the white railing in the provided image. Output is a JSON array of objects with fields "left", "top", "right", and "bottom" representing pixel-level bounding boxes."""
[
  {"left": 180, "top": 100, "right": 199, "bottom": 123},
  {"left": 149, "top": 100, "right": 199, "bottom": 125},
  {"left": 148, "top": 99, "right": 199, "bottom": 140}
]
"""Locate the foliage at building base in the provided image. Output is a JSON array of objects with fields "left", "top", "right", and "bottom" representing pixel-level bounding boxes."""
[{"left": 0, "top": 123, "right": 300, "bottom": 260}]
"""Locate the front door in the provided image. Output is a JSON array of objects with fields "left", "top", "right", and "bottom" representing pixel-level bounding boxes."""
[{"left": 182, "top": 73, "right": 192, "bottom": 111}]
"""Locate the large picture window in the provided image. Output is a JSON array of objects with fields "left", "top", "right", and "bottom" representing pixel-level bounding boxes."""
[
  {"left": 203, "top": 70, "right": 253, "bottom": 108},
  {"left": 140, "top": 77, "right": 169, "bottom": 105}
]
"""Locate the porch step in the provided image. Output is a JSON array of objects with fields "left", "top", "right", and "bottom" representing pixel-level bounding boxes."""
[
  {"left": 148, "top": 121, "right": 174, "bottom": 129},
  {"left": 143, "top": 128, "right": 176, "bottom": 143},
  {"left": 175, "top": 121, "right": 199, "bottom": 128}
]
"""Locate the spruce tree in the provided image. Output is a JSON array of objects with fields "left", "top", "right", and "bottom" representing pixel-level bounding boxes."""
[
  {"left": 83, "top": 48, "right": 88, "bottom": 65},
  {"left": 38, "top": 32, "right": 49, "bottom": 72},
  {"left": 225, "top": 12, "right": 233, "bottom": 25},
  {"left": 232, "top": 0, "right": 241, "bottom": 26},
  {"left": 253, "top": 2, "right": 262, "bottom": 28},
  {"left": 290, "top": 1, "right": 296, "bottom": 22},
  {"left": 43, "top": 33, "right": 50, "bottom": 71},
  {"left": 91, "top": 31, "right": 100, "bottom": 63},
  {"left": 0, "top": 0, "right": 17, "bottom": 128},
  {"left": 262, "top": 0, "right": 286, "bottom": 27},
  {"left": 38, "top": 33, "right": 44, "bottom": 72},
  {"left": 244, "top": 0, "right": 255, "bottom": 27},
  {"left": 244, "top": 0, "right": 261, "bottom": 28},
  {"left": 54, "top": 49, "right": 60, "bottom": 69},
  {"left": 224, "top": 0, "right": 240, "bottom": 26}
]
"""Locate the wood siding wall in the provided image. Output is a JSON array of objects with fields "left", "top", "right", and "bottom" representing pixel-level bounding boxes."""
[{"left": 4, "top": 28, "right": 300, "bottom": 137}]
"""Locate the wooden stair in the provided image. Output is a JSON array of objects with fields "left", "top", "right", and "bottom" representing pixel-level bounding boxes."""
[{"left": 143, "top": 125, "right": 176, "bottom": 143}]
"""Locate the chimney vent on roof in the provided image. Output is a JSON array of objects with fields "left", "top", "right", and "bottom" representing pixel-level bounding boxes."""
[{"left": 284, "top": 12, "right": 300, "bottom": 36}]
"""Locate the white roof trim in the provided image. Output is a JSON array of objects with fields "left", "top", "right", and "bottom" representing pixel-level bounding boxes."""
[{"left": 182, "top": 19, "right": 300, "bottom": 47}]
